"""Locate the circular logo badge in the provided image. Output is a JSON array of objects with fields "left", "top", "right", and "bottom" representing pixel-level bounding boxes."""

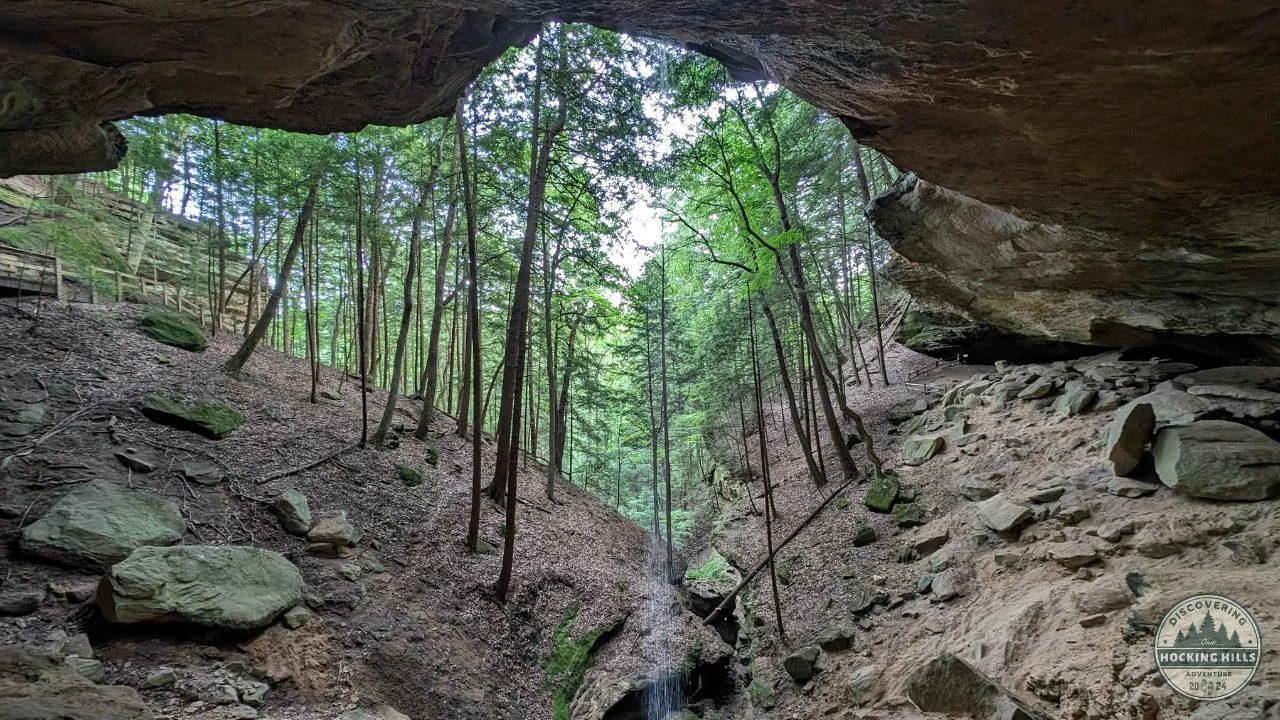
[{"left": 1155, "top": 594, "right": 1261, "bottom": 701}]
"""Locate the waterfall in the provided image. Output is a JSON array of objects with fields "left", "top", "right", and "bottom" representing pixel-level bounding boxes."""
[{"left": 640, "top": 537, "right": 686, "bottom": 720}]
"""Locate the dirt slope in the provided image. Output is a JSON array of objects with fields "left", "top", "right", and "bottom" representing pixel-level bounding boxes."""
[{"left": 0, "top": 300, "right": 655, "bottom": 720}]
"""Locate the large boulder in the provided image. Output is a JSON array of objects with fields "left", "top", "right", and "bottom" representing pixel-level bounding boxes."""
[
  {"left": 905, "top": 653, "right": 1050, "bottom": 719},
  {"left": 863, "top": 473, "right": 900, "bottom": 513},
  {"left": 1106, "top": 401, "right": 1155, "bottom": 476},
  {"left": 141, "top": 392, "right": 244, "bottom": 439},
  {"left": 20, "top": 481, "right": 184, "bottom": 571},
  {"left": 901, "top": 435, "right": 944, "bottom": 466},
  {"left": 1152, "top": 420, "right": 1280, "bottom": 500},
  {"left": 99, "top": 546, "right": 304, "bottom": 630},
  {"left": 0, "top": 646, "right": 151, "bottom": 720}
]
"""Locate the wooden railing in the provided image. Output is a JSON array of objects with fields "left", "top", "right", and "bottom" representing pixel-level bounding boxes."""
[{"left": 0, "top": 245, "right": 62, "bottom": 300}]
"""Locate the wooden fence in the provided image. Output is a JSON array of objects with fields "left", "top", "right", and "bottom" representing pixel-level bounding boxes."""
[{"left": 0, "top": 244, "right": 247, "bottom": 333}]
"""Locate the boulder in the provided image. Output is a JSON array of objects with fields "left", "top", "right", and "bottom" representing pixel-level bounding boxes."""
[
  {"left": 891, "top": 502, "right": 926, "bottom": 527},
  {"left": 1027, "top": 486, "right": 1066, "bottom": 503},
  {"left": 783, "top": 646, "right": 820, "bottom": 683},
  {"left": 912, "top": 523, "right": 950, "bottom": 555},
  {"left": 1106, "top": 401, "right": 1155, "bottom": 476},
  {"left": 1129, "top": 384, "right": 1218, "bottom": 429},
  {"left": 141, "top": 393, "right": 243, "bottom": 439},
  {"left": 307, "top": 513, "right": 362, "bottom": 546},
  {"left": 113, "top": 448, "right": 158, "bottom": 473},
  {"left": 847, "top": 665, "right": 878, "bottom": 706},
  {"left": 99, "top": 546, "right": 304, "bottom": 630},
  {"left": 181, "top": 461, "right": 225, "bottom": 486},
  {"left": 20, "top": 481, "right": 184, "bottom": 571},
  {"left": 271, "top": 490, "right": 312, "bottom": 535},
  {"left": 905, "top": 653, "right": 1050, "bottom": 720},
  {"left": 1054, "top": 383, "right": 1097, "bottom": 415},
  {"left": 956, "top": 479, "right": 997, "bottom": 501},
  {"left": 1017, "top": 378, "right": 1053, "bottom": 400},
  {"left": 1185, "top": 384, "right": 1280, "bottom": 419},
  {"left": 1152, "top": 420, "right": 1280, "bottom": 500},
  {"left": 815, "top": 626, "right": 854, "bottom": 652},
  {"left": 863, "top": 474, "right": 899, "bottom": 513},
  {"left": 0, "top": 646, "right": 151, "bottom": 720},
  {"left": 852, "top": 524, "right": 877, "bottom": 547},
  {"left": 930, "top": 569, "right": 964, "bottom": 601},
  {"left": 140, "top": 309, "right": 206, "bottom": 352},
  {"left": 973, "top": 494, "right": 1032, "bottom": 533},
  {"left": 901, "top": 435, "right": 944, "bottom": 466}
]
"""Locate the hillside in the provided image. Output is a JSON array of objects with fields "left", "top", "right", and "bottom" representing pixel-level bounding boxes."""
[{"left": 0, "top": 299, "right": 725, "bottom": 720}]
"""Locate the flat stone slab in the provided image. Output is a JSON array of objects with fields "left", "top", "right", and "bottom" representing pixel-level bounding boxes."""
[
  {"left": 1152, "top": 420, "right": 1280, "bottom": 500},
  {"left": 20, "top": 480, "right": 184, "bottom": 572},
  {"left": 973, "top": 493, "right": 1031, "bottom": 533}
]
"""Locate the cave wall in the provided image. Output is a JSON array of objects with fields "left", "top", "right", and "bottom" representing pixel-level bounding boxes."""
[{"left": 4, "top": 0, "right": 1280, "bottom": 354}]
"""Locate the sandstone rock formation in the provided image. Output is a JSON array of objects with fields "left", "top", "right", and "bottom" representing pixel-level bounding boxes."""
[
  {"left": 99, "top": 545, "right": 304, "bottom": 630},
  {"left": 20, "top": 480, "right": 185, "bottom": 571},
  {"left": 5, "top": 2, "right": 1279, "bottom": 354}
]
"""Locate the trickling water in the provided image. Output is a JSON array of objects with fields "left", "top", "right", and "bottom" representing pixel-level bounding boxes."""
[{"left": 640, "top": 537, "right": 686, "bottom": 720}]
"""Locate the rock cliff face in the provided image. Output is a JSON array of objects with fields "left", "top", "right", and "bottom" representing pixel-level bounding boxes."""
[{"left": 4, "top": 1, "right": 1280, "bottom": 352}]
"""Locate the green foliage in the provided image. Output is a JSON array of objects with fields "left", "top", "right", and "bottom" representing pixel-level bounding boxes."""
[
  {"left": 685, "top": 554, "right": 730, "bottom": 583},
  {"left": 542, "top": 608, "right": 620, "bottom": 720},
  {"left": 140, "top": 308, "right": 206, "bottom": 351}
]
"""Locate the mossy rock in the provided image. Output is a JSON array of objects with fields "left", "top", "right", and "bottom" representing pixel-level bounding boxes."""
[
  {"left": 140, "top": 309, "right": 206, "bottom": 351},
  {"left": 397, "top": 465, "right": 423, "bottom": 487},
  {"left": 864, "top": 473, "right": 900, "bottom": 513},
  {"left": 141, "top": 392, "right": 243, "bottom": 439}
]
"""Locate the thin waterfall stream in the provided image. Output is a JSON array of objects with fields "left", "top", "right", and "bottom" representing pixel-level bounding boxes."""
[{"left": 640, "top": 537, "right": 686, "bottom": 720}]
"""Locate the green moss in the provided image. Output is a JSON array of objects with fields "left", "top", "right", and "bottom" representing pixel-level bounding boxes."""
[
  {"left": 141, "top": 392, "right": 243, "bottom": 439},
  {"left": 397, "top": 465, "right": 423, "bottom": 487},
  {"left": 425, "top": 447, "right": 438, "bottom": 466},
  {"left": 749, "top": 679, "right": 775, "bottom": 709},
  {"left": 141, "top": 308, "right": 206, "bottom": 351},
  {"left": 685, "top": 553, "right": 730, "bottom": 583},
  {"left": 543, "top": 608, "right": 622, "bottom": 720}
]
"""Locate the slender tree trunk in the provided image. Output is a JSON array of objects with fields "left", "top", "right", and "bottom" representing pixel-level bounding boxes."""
[
  {"left": 374, "top": 179, "right": 430, "bottom": 447},
  {"left": 659, "top": 246, "right": 675, "bottom": 581},
  {"left": 223, "top": 176, "right": 321, "bottom": 374},
  {"left": 416, "top": 128, "right": 458, "bottom": 436},
  {"left": 354, "top": 145, "right": 370, "bottom": 446},
  {"left": 644, "top": 312, "right": 661, "bottom": 539},
  {"left": 452, "top": 93, "right": 484, "bottom": 552},
  {"left": 748, "top": 290, "right": 786, "bottom": 642},
  {"left": 761, "top": 304, "right": 822, "bottom": 486}
]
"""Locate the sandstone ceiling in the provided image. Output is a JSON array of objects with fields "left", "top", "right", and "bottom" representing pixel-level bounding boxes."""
[{"left": 3, "top": 1, "right": 1279, "bottom": 355}]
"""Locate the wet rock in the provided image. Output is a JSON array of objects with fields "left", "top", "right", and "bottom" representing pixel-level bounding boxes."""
[
  {"left": 113, "top": 448, "right": 159, "bottom": 473},
  {"left": 271, "top": 490, "right": 312, "bottom": 535},
  {"left": 1106, "top": 402, "right": 1155, "bottom": 476},
  {"left": 905, "top": 653, "right": 1049, "bottom": 719},
  {"left": 1107, "top": 477, "right": 1158, "bottom": 498},
  {"left": 1152, "top": 420, "right": 1280, "bottom": 500},
  {"left": 863, "top": 473, "right": 899, "bottom": 513},
  {"left": 901, "top": 435, "right": 944, "bottom": 466},
  {"left": 891, "top": 502, "right": 926, "bottom": 528},
  {"left": 307, "top": 513, "right": 361, "bottom": 546},
  {"left": 99, "top": 545, "right": 304, "bottom": 630},
  {"left": 141, "top": 392, "right": 243, "bottom": 439},
  {"left": 0, "top": 590, "right": 45, "bottom": 615},
  {"left": 783, "top": 646, "right": 820, "bottom": 683},
  {"left": 974, "top": 494, "right": 1032, "bottom": 533},
  {"left": 20, "top": 480, "right": 184, "bottom": 572}
]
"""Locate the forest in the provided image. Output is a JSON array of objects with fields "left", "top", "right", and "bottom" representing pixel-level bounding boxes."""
[{"left": 56, "top": 25, "right": 899, "bottom": 596}]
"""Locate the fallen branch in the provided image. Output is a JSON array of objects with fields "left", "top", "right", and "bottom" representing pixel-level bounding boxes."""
[
  {"left": 1, "top": 406, "right": 95, "bottom": 471},
  {"left": 703, "top": 475, "right": 857, "bottom": 627},
  {"left": 256, "top": 442, "right": 359, "bottom": 484}
]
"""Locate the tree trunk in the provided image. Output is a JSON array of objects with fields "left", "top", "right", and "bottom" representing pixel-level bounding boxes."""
[
  {"left": 416, "top": 128, "right": 459, "bottom": 436},
  {"left": 761, "top": 304, "right": 822, "bottom": 486},
  {"left": 223, "top": 176, "right": 321, "bottom": 374}
]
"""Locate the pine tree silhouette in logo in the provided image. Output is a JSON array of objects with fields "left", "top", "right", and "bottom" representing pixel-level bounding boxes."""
[{"left": 1173, "top": 609, "right": 1245, "bottom": 649}]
